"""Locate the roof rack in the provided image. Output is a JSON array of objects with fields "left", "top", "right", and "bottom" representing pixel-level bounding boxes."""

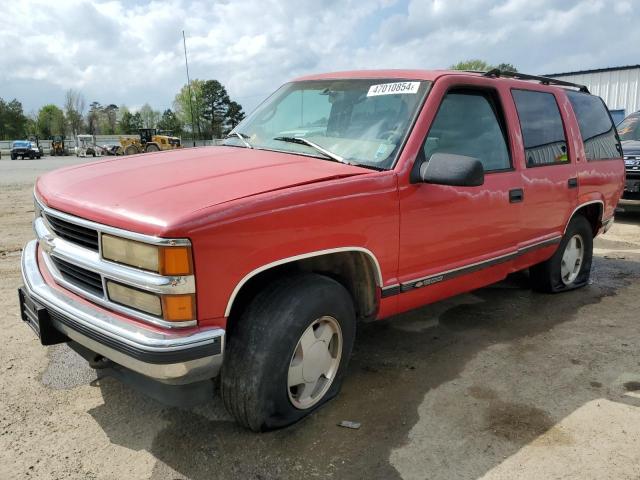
[{"left": 482, "top": 69, "right": 590, "bottom": 93}]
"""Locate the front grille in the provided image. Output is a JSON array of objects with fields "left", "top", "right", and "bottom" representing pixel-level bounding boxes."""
[
  {"left": 44, "top": 214, "right": 99, "bottom": 251},
  {"left": 51, "top": 257, "right": 104, "bottom": 297}
]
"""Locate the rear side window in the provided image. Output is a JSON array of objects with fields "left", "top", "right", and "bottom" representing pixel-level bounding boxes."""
[
  {"left": 566, "top": 91, "right": 621, "bottom": 160},
  {"left": 422, "top": 91, "right": 511, "bottom": 172},
  {"left": 512, "top": 90, "right": 568, "bottom": 167}
]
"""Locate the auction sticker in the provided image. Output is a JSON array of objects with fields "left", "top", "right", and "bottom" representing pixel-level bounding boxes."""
[{"left": 367, "top": 82, "right": 420, "bottom": 97}]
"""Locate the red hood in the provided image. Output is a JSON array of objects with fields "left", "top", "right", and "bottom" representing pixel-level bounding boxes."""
[{"left": 36, "top": 146, "right": 370, "bottom": 235}]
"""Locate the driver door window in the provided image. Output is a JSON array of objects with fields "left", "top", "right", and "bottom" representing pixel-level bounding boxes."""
[{"left": 422, "top": 91, "right": 511, "bottom": 172}]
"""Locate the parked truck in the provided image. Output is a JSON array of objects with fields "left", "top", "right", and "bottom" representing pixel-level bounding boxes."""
[{"left": 19, "top": 69, "right": 624, "bottom": 431}]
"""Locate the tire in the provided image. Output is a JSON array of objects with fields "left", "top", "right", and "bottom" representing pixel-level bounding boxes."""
[
  {"left": 124, "top": 145, "right": 138, "bottom": 156},
  {"left": 145, "top": 143, "right": 160, "bottom": 152},
  {"left": 221, "top": 273, "right": 356, "bottom": 432},
  {"left": 29, "top": 153, "right": 35, "bottom": 160},
  {"left": 10, "top": 154, "right": 16, "bottom": 160},
  {"left": 530, "top": 215, "right": 593, "bottom": 293}
]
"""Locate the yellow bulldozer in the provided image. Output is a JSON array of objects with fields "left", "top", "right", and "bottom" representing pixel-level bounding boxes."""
[
  {"left": 119, "top": 128, "right": 182, "bottom": 155},
  {"left": 50, "top": 135, "right": 68, "bottom": 156}
]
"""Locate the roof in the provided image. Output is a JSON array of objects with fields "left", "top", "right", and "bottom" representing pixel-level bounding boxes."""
[
  {"left": 545, "top": 64, "right": 640, "bottom": 78},
  {"left": 293, "top": 69, "right": 452, "bottom": 82}
]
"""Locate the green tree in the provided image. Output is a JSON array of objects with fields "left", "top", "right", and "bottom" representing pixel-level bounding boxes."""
[
  {"left": 87, "top": 101, "right": 102, "bottom": 135},
  {"left": 36, "top": 104, "right": 66, "bottom": 138},
  {"left": 495, "top": 63, "right": 518, "bottom": 73},
  {"left": 201, "top": 80, "right": 230, "bottom": 138},
  {"left": 0, "top": 98, "right": 29, "bottom": 140},
  {"left": 103, "top": 104, "right": 118, "bottom": 134},
  {"left": 225, "top": 101, "right": 245, "bottom": 133},
  {"left": 139, "top": 103, "right": 160, "bottom": 129},
  {"left": 173, "top": 79, "right": 206, "bottom": 139},
  {"left": 157, "top": 109, "right": 183, "bottom": 135},
  {"left": 131, "top": 112, "right": 143, "bottom": 131},
  {"left": 450, "top": 59, "right": 518, "bottom": 73}
]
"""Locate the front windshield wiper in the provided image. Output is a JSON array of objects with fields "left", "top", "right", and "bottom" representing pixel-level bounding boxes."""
[
  {"left": 225, "top": 132, "right": 253, "bottom": 149},
  {"left": 273, "top": 136, "right": 348, "bottom": 164}
]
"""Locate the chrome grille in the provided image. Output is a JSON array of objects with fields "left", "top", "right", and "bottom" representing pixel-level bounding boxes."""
[
  {"left": 44, "top": 214, "right": 99, "bottom": 251},
  {"left": 51, "top": 256, "right": 104, "bottom": 297}
]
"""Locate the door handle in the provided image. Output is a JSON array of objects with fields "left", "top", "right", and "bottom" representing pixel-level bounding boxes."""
[
  {"left": 568, "top": 177, "right": 578, "bottom": 189},
  {"left": 509, "top": 188, "right": 524, "bottom": 203}
]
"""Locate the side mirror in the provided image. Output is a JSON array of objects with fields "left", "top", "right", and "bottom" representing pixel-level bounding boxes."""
[{"left": 419, "top": 152, "right": 484, "bottom": 187}]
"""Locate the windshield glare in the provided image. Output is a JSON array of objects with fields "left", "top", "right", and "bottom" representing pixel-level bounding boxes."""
[{"left": 224, "top": 79, "right": 431, "bottom": 169}]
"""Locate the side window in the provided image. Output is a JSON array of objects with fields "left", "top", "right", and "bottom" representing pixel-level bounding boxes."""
[
  {"left": 566, "top": 91, "right": 621, "bottom": 160},
  {"left": 512, "top": 90, "right": 568, "bottom": 167},
  {"left": 422, "top": 91, "right": 511, "bottom": 172}
]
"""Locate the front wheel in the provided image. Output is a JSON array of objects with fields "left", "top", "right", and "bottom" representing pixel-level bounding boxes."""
[
  {"left": 530, "top": 215, "right": 593, "bottom": 292},
  {"left": 221, "top": 273, "right": 356, "bottom": 431}
]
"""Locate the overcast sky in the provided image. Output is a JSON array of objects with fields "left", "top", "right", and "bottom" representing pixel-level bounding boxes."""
[{"left": 1, "top": 0, "right": 637, "bottom": 115}]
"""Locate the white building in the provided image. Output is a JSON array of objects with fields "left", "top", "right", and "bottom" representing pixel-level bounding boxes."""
[{"left": 546, "top": 65, "right": 640, "bottom": 124}]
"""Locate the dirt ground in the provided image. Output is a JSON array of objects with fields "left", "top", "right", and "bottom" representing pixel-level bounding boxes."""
[{"left": 1, "top": 157, "right": 640, "bottom": 480}]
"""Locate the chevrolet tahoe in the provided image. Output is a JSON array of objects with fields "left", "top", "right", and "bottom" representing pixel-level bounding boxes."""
[{"left": 19, "top": 69, "right": 624, "bottom": 431}]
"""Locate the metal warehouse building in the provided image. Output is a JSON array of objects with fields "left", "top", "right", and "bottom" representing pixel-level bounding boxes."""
[{"left": 547, "top": 65, "right": 640, "bottom": 124}]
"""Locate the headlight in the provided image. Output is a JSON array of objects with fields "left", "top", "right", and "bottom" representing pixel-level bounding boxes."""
[
  {"left": 106, "top": 281, "right": 195, "bottom": 321},
  {"left": 101, "top": 234, "right": 193, "bottom": 276},
  {"left": 107, "top": 281, "right": 162, "bottom": 316}
]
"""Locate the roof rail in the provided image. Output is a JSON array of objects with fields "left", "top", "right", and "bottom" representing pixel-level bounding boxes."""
[{"left": 483, "top": 69, "right": 590, "bottom": 93}]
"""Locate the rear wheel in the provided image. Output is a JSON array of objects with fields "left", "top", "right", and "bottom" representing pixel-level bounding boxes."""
[
  {"left": 145, "top": 143, "right": 160, "bottom": 152},
  {"left": 221, "top": 273, "right": 356, "bottom": 431},
  {"left": 530, "top": 215, "right": 593, "bottom": 292}
]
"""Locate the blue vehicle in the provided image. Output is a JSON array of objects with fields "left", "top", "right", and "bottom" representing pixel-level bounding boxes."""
[{"left": 10, "top": 140, "right": 43, "bottom": 160}]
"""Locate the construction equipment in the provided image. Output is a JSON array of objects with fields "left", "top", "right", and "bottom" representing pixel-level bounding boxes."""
[
  {"left": 75, "top": 134, "right": 103, "bottom": 158},
  {"left": 119, "top": 128, "right": 182, "bottom": 155},
  {"left": 50, "top": 135, "right": 68, "bottom": 156}
]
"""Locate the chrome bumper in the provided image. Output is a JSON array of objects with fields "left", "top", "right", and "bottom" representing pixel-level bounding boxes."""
[{"left": 20, "top": 240, "right": 225, "bottom": 384}]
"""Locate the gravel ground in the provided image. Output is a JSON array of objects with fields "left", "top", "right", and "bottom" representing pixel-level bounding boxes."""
[{"left": 1, "top": 156, "right": 640, "bottom": 479}]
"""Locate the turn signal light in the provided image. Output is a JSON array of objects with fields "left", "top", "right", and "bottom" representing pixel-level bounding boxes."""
[
  {"left": 159, "top": 246, "right": 193, "bottom": 276},
  {"left": 162, "top": 294, "right": 196, "bottom": 322}
]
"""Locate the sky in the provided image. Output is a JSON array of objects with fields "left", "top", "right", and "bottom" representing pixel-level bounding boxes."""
[{"left": 1, "top": 0, "right": 638, "bottom": 116}]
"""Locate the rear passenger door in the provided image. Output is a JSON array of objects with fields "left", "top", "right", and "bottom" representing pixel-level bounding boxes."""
[{"left": 511, "top": 89, "right": 578, "bottom": 245}]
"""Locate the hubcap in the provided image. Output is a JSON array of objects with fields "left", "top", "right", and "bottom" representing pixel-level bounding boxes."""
[
  {"left": 560, "top": 234, "right": 584, "bottom": 285},
  {"left": 287, "top": 316, "right": 342, "bottom": 410}
]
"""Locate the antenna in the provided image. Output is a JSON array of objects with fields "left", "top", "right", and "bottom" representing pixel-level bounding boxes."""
[{"left": 182, "top": 30, "right": 197, "bottom": 147}]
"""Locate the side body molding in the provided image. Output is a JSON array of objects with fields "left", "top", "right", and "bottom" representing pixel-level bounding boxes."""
[{"left": 224, "top": 247, "right": 384, "bottom": 317}]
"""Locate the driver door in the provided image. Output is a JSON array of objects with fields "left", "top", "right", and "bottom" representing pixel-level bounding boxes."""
[{"left": 397, "top": 84, "right": 523, "bottom": 312}]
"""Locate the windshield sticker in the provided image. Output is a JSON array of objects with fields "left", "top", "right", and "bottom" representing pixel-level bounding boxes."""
[{"left": 367, "top": 82, "right": 420, "bottom": 97}]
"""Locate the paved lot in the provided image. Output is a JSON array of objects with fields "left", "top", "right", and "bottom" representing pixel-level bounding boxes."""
[{"left": 1, "top": 156, "right": 640, "bottom": 479}]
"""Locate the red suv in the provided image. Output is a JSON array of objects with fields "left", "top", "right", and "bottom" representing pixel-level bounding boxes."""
[{"left": 19, "top": 69, "right": 624, "bottom": 431}]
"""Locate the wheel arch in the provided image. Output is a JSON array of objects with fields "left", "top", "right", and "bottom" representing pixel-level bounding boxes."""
[
  {"left": 224, "top": 247, "right": 383, "bottom": 323},
  {"left": 565, "top": 200, "right": 604, "bottom": 237}
]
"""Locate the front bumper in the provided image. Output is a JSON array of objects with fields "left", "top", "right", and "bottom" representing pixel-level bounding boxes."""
[{"left": 20, "top": 240, "right": 225, "bottom": 384}]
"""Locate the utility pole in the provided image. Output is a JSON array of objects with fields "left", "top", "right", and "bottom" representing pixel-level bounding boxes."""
[{"left": 182, "top": 30, "right": 198, "bottom": 147}]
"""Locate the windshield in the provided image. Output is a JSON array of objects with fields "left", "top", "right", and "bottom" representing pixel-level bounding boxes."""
[
  {"left": 618, "top": 113, "right": 640, "bottom": 141},
  {"left": 223, "top": 79, "right": 431, "bottom": 169}
]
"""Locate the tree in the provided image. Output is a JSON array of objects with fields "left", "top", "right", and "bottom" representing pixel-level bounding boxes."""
[
  {"left": 64, "top": 89, "right": 85, "bottom": 138},
  {"left": 450, "top": 59, "right": 518, "bottom": 73},
  {"left": 495, "top": 63, "right": 518, "bottom": 73},
  {"left": 0, "top": 98, "right": 29, "bottom": 140},
  {"left": 157, "top": 109, "right": 183, "bottom": 135},
  {"left": 173, "top": 79, "right": 206, "bottom": 139},
  {"left": 225, "top": 101, "right": 245, "bottom": 133},
  {"left": 103, "top": 104, "right": 118, "bottom": 134},
  {"left": 87, "top": 101, "right": 102, "bottom": 135},
  {"left": 36, "top": 104, "right": 66, "bottom": 138},
  {"left": 139, "top": 103, "right": 160, "bottom": 129},
  {"left": 201, "top": 80, "right": 230, "bottom": 138}
]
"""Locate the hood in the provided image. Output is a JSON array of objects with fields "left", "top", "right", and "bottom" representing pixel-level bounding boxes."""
[
  {"left": 36, "top": 146, "right": 370, "bottom": 234},
  {"left": 622, "top": 140, "right": 640, "bottom": 156}
]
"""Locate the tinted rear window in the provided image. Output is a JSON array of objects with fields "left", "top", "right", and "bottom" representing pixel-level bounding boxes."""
[
  {"left": 566, "top": 91, "right": 620, "bottom": 160},
  {"left": 512, "top": 90, "right": 568, "bottom": 167}
]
